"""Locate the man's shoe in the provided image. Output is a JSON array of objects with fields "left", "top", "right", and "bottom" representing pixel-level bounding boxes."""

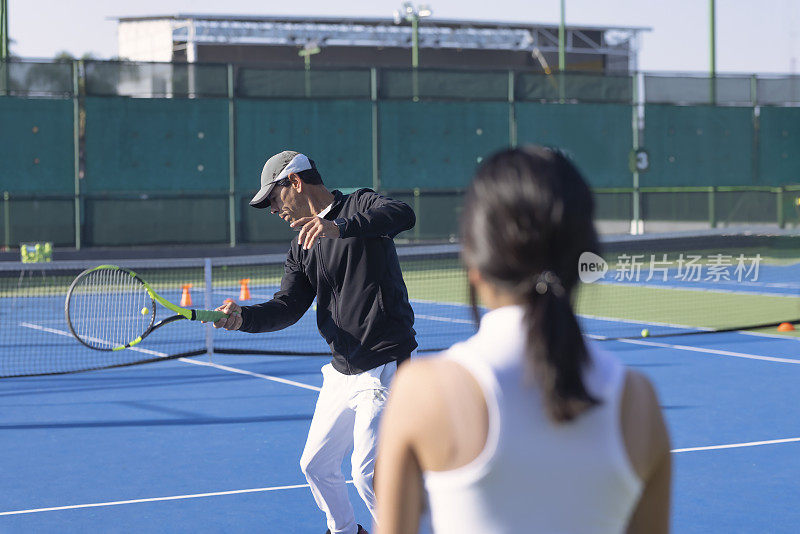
[{"left": 325, "top": 525, "right": 368, "bottom": 534}]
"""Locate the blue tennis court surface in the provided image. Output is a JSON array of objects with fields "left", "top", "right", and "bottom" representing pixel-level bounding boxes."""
[{"left": 2, "top": 300, "right": 800, "bottom": 531}]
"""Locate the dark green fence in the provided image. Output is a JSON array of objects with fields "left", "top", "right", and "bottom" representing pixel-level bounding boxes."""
[
  {"left": 759, "top": 106, "right": 800, "bottom": 185},
  {"left": 516, "top": 103, "right": 633, "bottom": 188},
  {"left": 643, "top": 105, "right": 756, "bottom": 186},
  {"left": 84, "top": 97, "right": 230, "bottom": 192},
  {"left": 1, "top": 60, "right": 799, "bottom": 248},
  {"left": 379, "top": 101, "right": 510, "bottom": 189},
  {"left": 0, "top": 97, "right": 75, "bottom": 193}
]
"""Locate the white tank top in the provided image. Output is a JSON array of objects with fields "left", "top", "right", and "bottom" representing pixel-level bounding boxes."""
[{"left": 422, "top": 305, "right": 642, "bottom": 534}]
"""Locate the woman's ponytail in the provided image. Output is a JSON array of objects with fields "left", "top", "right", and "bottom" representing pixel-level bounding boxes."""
[{"left": 523, "top": 272, "right": 598, "bottom": 422}]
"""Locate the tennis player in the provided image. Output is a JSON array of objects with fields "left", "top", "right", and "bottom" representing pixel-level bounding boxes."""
[
  {"left": 213, "top": 151, "right": 417, "bottom": 534},
  {"left": 375, "top": 146, "right": 671, "bottom": 533}
]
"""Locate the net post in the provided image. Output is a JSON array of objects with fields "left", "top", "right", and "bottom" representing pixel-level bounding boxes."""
[
  {"left": 708, "top": 186, "right": 716, "bottom": 228},
  {"left": 204, "top": 257, "right": 214, "bottom": 361},
  {"left": 777, "top": 186, "right": 785, "bottom": 229}
]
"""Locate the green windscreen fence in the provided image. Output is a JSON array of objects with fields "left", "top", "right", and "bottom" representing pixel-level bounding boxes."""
[
  {"left": 644, "top": 74, "right": 753, "bottom": 105},
  {"left": 516, "top": 72, "right": 633, "bottom": 103},
  {"left": 594, "top": 191, "right": 634, "bottom": 221},
  {"left": 4, "top": 61, "right": 800, "bottom": 250},
  {"left": 756, "top": 77, "right": 800, "bottom": 106},
  {"left": 0, "top": 97, "right": 75, "bottom": 247},
  {"left": 378, "top": 101, "right": 510, "bottom": 189},
  {"left": 643, "top": 104, "right": 755, "bottom": 186},
  {"left": 82, "top": 97, "right": 230, "bottom": 246},
  {"left": 0, "top": 61, "right": 73, "bottom": 96},
  {"left": 84, "top": 62, "right": 228, "bottom": 97},
  {"left": 715, "top": 189, "right": 778, "bottom": 224},
  {"left": 379, "top": 69, "right": 509, "bottom": 100},
  {"left": 82, "top": 194, "right": 229, "bottom": 247},
  {"left": 384, "top": 190, "right": 465, "bottom": 242},
  {"left": 0, "top": 97, "right": 75, "bottom": 194},
  {"left": 2, "top": 196, "right": 75, "bottom": 247},
  {"left": 758, "top": 107, "right": 800, "bottom": 185},
  {"left": 84, "top": 97, "right": 230, "bottom": 192},
  {"left": 641, "top": 190, "right": 710, "bottom": 224},
  {"left": 237, "top": 68, "right": 371, "bottom": 98},
  {"left": 515, "top": 103, "right": 633, "bottom": 187}
]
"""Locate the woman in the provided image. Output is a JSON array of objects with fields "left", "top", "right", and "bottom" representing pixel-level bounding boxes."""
[{"left": 375, "top": 146, "right": 671, "bottom": 534}]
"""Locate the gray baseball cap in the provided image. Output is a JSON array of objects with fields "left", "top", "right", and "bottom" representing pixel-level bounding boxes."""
[{"left": 249, "top": 151, "right": 315, "bottom": 209}]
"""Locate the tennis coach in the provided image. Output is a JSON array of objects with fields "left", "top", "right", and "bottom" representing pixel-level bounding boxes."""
[{"left": 214, "top": 150, "right": 417, "bottom": 534}]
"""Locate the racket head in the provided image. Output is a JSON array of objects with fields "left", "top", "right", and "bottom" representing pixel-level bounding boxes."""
[{"left": 65, "top": 265, "right": 157, "bottom": 351}]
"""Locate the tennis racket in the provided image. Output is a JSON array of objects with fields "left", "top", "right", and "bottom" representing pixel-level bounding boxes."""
[{"left": 65, "top": 265, "right": 229, "bottom": 351}]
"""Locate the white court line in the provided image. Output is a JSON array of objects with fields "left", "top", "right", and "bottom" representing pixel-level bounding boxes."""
[
  {"left": 579, "top": 313, "right": 713, "bottom": 332},
  {"left": 673, "top": 437, "right": 800, "bottom": 453},
  {"left": 415, "top": 314, "right": 472, "bottom": 325},
  {"left": 738, "top": 330, "right": 800, "bottom": 342},
  {"left": 610, "top": 337, "right": 800, "bottom": 365},
  {"left": 0, "top": 482, "right": 353, "bottom": 516},
  {"left": 594, "top": 280, "right": 798, "bottom": 299},
  {"left": 5, "top": 436, "right": 800, "bottom": 516},
  {"left": 18, "top": 323, "right": 320, "bottom": 391},
  {"left": 19, "top": 323, "right": 165, "bottom": 357},
  {"left": 180, "top": 358, "right": 320, "bottom": 392}
]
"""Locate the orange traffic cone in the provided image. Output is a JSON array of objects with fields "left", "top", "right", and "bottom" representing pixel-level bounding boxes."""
[
  {"left": 239, "top": 279, "right": 251, "bottom": 301},
  {"left": 180, "top": 283, "right": 193, "bottom": 307},
  {"left": 778, "top": 322, "right": 796, "bottom": 332}
]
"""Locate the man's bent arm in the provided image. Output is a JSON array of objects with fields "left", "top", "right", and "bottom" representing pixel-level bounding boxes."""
[
  {"left": 337, "top": 189, "right": 416, "bottom": 239},
  {"left": 239, "top": 254, "right": 315, "bottom": 333}
]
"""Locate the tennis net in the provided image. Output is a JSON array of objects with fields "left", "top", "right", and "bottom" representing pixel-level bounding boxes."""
[{"left": 1, "top": 234, "right": 798, "bottom": 378}]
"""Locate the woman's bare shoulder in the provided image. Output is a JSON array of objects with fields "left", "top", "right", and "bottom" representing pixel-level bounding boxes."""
[{"left": 620, "top": 369, "right": 670, "bottom": 479}]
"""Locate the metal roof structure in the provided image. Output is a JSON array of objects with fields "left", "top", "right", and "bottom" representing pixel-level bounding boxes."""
[{"left": 115, "top": 14, "right": 649, "bottom": 62}]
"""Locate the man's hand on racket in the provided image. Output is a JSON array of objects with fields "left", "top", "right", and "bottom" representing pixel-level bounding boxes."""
[
  {"left": 213, "top": 301, "right": 243, "bottom": 330},
  {"left": 291, "top": 217, "right": 339, "bottom": 250}
]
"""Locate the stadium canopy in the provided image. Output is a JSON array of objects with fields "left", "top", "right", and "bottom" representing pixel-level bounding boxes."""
[{"left": 115, "top": 14, "right": 649, "bottom": 71}]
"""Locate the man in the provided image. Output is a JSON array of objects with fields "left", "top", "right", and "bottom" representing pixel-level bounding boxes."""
[{"left": 214, "top": 150, "right": 417, "bottom": 534}]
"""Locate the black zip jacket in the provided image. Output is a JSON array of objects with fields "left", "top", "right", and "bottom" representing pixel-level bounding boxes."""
[{"left": 239, "top": 189, "right": 418, "bottom": 375}]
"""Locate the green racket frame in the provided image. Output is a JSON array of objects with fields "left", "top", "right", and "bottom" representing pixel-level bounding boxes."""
[{"left": 65, "top": 264, "right": 228, "bottom": 352}]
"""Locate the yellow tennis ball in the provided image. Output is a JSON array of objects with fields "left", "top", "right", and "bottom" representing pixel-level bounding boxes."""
[
  {"left": 641, "top": 329, "right": 650, "bottom": 338},
  {"left": 141, "top": 307, "right": 149, "bottom": 315},
  {"left": 795, "top": 197, "right": 800, "bottom": 207}
]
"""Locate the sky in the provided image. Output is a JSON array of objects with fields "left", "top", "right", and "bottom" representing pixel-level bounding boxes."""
[{"left": 6, "top": 0, "right": 800, "bottom": 74}]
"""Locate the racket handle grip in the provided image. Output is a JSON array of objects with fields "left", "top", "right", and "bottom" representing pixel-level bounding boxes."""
[{"left": 192, "top": 309, "right": 227, "bottom": 322}]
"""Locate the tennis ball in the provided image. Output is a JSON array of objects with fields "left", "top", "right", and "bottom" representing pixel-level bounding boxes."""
[
  {"left": 641, "top": 329, "right": 650, "bottom": 338},
  {"left": 795, "top": 197, "right": 800, "bottom": 206},
  {"left": 141, "top": 307, "right": 149, "bottom": 315}
]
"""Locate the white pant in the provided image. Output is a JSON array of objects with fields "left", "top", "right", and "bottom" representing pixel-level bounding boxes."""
[{"left": 300, "top": 360, "right": 399, "bottom": 534}]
